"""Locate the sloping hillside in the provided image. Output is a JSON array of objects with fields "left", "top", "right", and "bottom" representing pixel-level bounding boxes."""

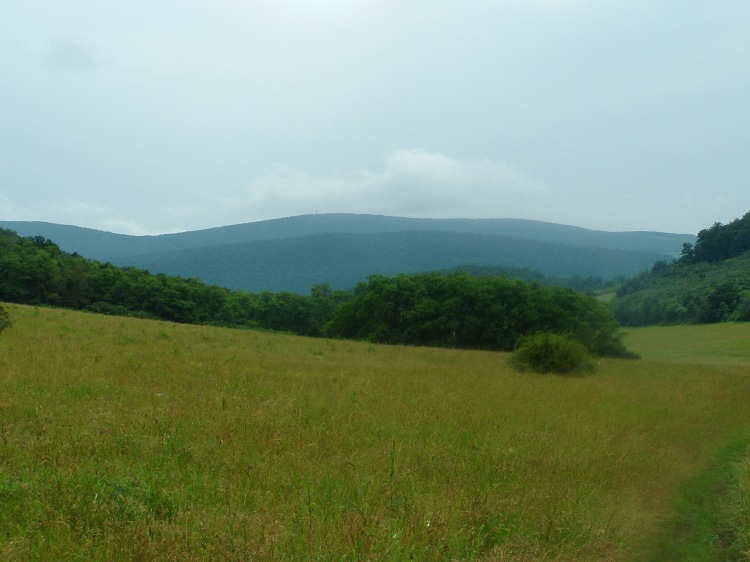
[
  {"left": 610, "top": 211, "right": 750, "bottom": 325},
  {"left": 107, "top": 230, "right": 670, "bottom": 293}
]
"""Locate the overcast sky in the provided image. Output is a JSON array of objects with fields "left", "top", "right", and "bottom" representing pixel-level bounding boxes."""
[{"left": 2, "top": 1, "right": 749, "bottom": 235}]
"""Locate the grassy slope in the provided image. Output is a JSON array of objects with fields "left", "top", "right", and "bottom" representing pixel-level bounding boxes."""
[
  {"left": 0, "top": 304, "right": 749, "bottom": 560},
  {"left": 622, "top": 323, "right": 750, "bottom": 364}
]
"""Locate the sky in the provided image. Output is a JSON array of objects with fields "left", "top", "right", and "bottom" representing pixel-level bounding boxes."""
[{"left": 2, "top": 1, "right": 749, "bottom": 236}]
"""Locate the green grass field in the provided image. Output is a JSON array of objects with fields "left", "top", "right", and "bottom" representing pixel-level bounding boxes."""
[{"left": 0, "top": 303, "right": 748, "bottom": 560}]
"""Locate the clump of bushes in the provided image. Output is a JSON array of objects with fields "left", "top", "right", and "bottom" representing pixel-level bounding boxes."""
[{"left": 510, "top": 332, "right": 594, "bottom": 375}]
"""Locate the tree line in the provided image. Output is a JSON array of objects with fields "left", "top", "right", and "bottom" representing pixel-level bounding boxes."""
[
  {"left": 0, "top": 227, "right": 633, "bottom": 356},
  {"left": 0, "top": 228, "right": 342, "bottom": 335},
  {"left": 679, "top": 211, "right": 750, "bottom": 263}
]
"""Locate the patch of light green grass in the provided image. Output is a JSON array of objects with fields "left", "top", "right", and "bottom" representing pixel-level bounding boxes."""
[{"left": 623, "top": 323, "right": 750, "bottom": 364}]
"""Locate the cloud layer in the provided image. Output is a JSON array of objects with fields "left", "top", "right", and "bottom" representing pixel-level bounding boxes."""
[
  {"left": 2, "top": 150, "right": 548, "bottom": 234},
  {"left": 1, "top": 2, "right": 748, "bottom": 234},
  {"left": 242, "top": 149, "right": 544, "bottom": 220}
]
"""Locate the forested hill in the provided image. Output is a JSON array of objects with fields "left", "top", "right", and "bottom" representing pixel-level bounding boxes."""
[
  {"left": 0, "top": 214, "right": 693, "bottom": 260},
  {"left": 106, "top": 230, "right": 669, "bottom": 294},
  {"left": 611, "top": 211, "right": 750, "bottom": 326},
  {"left": 0, "top": 214, "right": 691, "bottom": 294}
]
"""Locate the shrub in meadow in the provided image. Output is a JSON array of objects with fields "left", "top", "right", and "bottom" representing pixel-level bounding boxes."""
[{"left": 510, "top": 332, "right": 594, "bottom": 375}]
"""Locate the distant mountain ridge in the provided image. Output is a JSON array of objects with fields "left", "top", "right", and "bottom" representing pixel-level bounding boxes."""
[
  {"left": 0, "top": 214, "right": 695, "bottom": 293},
  {"left": 1, "top": 214, "right": 694, "bottom": 258}
]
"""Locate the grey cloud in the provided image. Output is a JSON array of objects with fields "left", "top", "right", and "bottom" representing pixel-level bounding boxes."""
[
  {"left": 140, "top": 150, "right": 546, "bottom": 232},
  {"left": 0, "top": 194, "right": 153, "bottom": 236},
  {"left": 237, "top": 150, "right": 545, "bottom": 220}
]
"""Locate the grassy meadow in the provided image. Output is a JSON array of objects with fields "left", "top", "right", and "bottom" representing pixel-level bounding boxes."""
[{"left": 0, "top": 303, "right": 749, "bottom": 560}]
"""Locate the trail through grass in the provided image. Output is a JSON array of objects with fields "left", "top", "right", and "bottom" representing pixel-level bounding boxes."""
[
  {"left": 649, "top": 431, "right": 750, "bottom": 561},
  {"left": 624, "top": 324, "right": 750, "bottom": 560}
]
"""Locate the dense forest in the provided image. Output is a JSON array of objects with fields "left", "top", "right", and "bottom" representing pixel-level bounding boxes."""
[
  {"left": 0, "top": 227, "right": 632, "bottom": 356},
  {"left": 611, "top": 212, "right": 750, "bottom": 325}
]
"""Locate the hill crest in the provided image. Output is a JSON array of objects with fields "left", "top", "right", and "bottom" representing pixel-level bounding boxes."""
[
  {"left": 0, "top": 213, "right": 694, "bottom": 258},
  {"left": 0, "top": 214, "right": 695, "bottom": 293}
]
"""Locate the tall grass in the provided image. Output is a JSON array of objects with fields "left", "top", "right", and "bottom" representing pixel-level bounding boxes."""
[{"left": 0, "top": 303, "right": 749, "bottom": 560}]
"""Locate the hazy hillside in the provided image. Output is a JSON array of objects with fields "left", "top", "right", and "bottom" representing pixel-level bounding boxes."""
[
  {"left": 610, "top": 212, "right": 750, "bottom": 326},
  {"left": 0, "top": 214, "right": 694, "bottom": 260},
  {"left": 106, "top": 230, "right": 670, "bottom": 293}
]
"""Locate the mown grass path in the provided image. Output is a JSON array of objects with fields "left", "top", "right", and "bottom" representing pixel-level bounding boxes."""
[{"left": 649, "top": 431, "right": 750, "bottom": 561}]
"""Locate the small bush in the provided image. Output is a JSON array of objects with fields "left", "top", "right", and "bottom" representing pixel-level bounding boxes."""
[
  {"left": 0, "top": 305, "right": 10, "bottom": 334},
  {"left": 510, "top": 332, "right": 594, "bottom": 375}
]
